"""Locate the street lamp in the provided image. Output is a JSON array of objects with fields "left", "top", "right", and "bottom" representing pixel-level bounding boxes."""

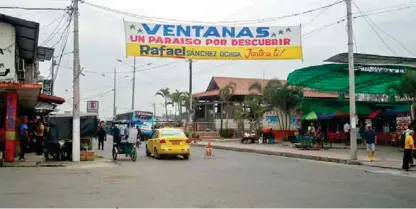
[{"left": 117, "top": 59, "right": 152, "bottom": 110}]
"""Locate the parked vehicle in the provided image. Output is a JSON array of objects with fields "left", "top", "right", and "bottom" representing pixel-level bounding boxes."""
[{"left": 241, "top": 131, "right": 257, "bottom": 144}]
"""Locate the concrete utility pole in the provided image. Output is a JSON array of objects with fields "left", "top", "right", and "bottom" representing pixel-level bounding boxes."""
[
  {"left": 346, "top": 0, "right": 357, "bottom": 160},
  {"left": 113, "top": 68, "right": 116, "bottom": 118},
  {"left": 132, "top": 57, "right": 136, "bottom": 110},
  {"left": 153, "top": 102, "right": 156, "bottom": 117},
  {"left": 188, "top": 59, "right": 193, "bottom": 124},
  {"left": 72, "top": 0, "right": 81, "bottom": 162}
]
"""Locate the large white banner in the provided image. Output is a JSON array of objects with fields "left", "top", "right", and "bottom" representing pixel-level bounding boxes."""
[{"left": 124, "top": 21, "right": 303, "bottom": 60}]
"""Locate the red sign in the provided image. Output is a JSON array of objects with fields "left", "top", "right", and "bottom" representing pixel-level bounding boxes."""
[{"left": 87, "top": 101, "right": 99, "bottom": 113}]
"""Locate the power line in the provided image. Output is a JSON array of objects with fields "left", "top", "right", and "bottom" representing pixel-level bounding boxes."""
[
  {"left": 354, "top": 3, "right": 415, "bottom": 56},
  {"left": 53, "top": 10, "right": 73, "bottom": 85},
  {"left": 0, "top": 6, "right": 68, "bottom": 11},
  {"left": 51, "top": 14, "right": 73, "bottom": 48},
  {"left": 40, "top": 13, "right": 70, "bottom": 45},
  {"left": 302, "top": 0, "right": 339, "bottom": 28},
  {"left": 353, "top": 2, "right": 396, "bottom": 55},
  {"left": 80, "top": 0, "right": 343, "bottom": 25},
  {"left": 40, "top": 13, "right": 67, "bottom": 29},
  {"left": 303, "top": 4, "right": 416, "bottom": 37}
]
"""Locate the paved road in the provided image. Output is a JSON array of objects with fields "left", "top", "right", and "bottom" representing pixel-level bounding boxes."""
[{"left": 0, "top": 137, "right": 415, "bottom": 207}]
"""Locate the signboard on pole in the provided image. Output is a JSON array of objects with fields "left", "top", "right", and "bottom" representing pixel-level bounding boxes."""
[
  {"left": 124, "top": 21, "right": 303, "bottom": 60},
  {"left": 86, "top": 100, "right": 99, "bottom": 113},
  {"left": 42, "top": 79, "right": 52, "bottom": 95}
]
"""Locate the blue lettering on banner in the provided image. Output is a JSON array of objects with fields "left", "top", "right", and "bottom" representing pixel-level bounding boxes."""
[
  {"left": 139, "top": 45, "right": 186, "bottom": 57},
  {"left": 141, "top": 23, "right": 270, "bottom": 38},
  {"left": 220, "top": 51, "right": 241, "bottom": 57},
  {"left": 7, "top": 98, "right": 15, "bottom": 129},
  {"left": 186, "top": 50, "right": 216, "bottom": 57}
]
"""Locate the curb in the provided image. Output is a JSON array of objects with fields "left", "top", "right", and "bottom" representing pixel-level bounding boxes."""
[{"left": 192, "top": 143, "right": 361, "bottom": 166}]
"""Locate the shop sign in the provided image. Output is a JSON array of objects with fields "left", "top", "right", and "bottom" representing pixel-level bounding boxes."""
[
  {"left": 43, "top": 79, "right": 52, "bottom": 95},
  {"left": 87, "top": 100, "right": 99, "bottom": 113},
  {"left": 0, "top": 23, "right": 16, "bottom": 81},
  {"left": 124, "top": 21, "right": 303, "bottom": 60}
]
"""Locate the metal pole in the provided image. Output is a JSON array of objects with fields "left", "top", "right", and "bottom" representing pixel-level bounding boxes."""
[
  {"left": 132, "top": 57, "right": 136, "bottom": 111},
  {"left": 346, "top": 0, "right": 357, "bottom": 160},
  {"left": 72, "top": 0, "right": 81, "bottom": 162},
  {"left": 113, "top": 68, "right": 116, "bottom": 118},
  {"left": 153, "top": 102, "right": 156, "bottom": 117},
  {"left": 188, "top": 59, "right": 193, "bottom": 123},
  {"left": 51, "top": 58, "right": 56, "bottom": 95}
]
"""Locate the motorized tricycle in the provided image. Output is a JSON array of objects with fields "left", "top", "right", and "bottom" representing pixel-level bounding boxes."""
[
  {"left": 241, "top": 131, "right": 258, "bottom": 144},
  {"left": 111, "top": 121, "right": 138, "bottom": 162}
]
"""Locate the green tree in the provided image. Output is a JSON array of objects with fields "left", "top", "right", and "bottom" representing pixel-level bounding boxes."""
[
  {"left": 244, "top": 96, "right": 267, "bottom": 131},
  {"left": 233, "top": 103, "right": 247, "bottom": 133},
  {"left": 155, "top": 88, "right": 172, "bottom": 121},
  {"left": 171, "top": 90, "right": 184, "bottom": 120},
  {"left": 181, "top": 92, "right": 198, "bottom": 120},
  {"left": 249, "top": 79, "right": 302, "bottom": 138},
  {"left": 219, "top": 82, "right": 236, "bottom": 130},
  {"left": 389, "top": 70, "right": 416, "bottom": 100}
]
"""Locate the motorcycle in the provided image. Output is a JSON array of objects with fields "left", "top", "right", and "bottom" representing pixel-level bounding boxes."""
[
  {"left": 44, "top": 139, "right": 68, "bottom": 161},
  {"left": 241, "top": 132, "right": 257, "bottom": 144}
]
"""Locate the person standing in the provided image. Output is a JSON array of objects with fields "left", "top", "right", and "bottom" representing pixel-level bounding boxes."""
[
  {"left": 35, "top": 119, "right": 45, "bottom": 155},
  {"left": 403, "top": 130, "right": 415, "bottom": 171},
  {"left": 344, "top": 122, "right": 351, "bottom": 144},
  {"left": 18, "top": 117, "right": 29, "bottom": 160},
  {"left": 364, "top": 125, "right": 377, "bottom": 161},
  {"left": 97, "top": 126, "right": 106, "bottom": 150},
  {"left": 125, "top": 122, "right": 138, "bottom": 157}
]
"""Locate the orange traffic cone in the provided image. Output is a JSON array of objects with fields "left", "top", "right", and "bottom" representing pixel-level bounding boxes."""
[{"left": 205, "top": 141, "right": 212, "bottom": 157}]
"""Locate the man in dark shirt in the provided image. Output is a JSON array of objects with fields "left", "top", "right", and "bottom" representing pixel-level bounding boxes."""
[
  {"left": 111, "top": 125, "right": 121, "bottom": 145},
  {"left": 19, "top": 117, "right": 29, "bottom": 160},
  {"left": 364, "top": 125, "right": 376, "bottom": 162},
  {"left": 97, "top": 126, "right": 106, "bottom": 150}
]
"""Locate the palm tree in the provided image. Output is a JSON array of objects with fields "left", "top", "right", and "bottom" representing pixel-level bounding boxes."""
[
  {"left": 171, "top": 90, "right": 183, "bottom": 120},
  {"left": 234, "top": 103, "right": 247, "bottom": 133},
  {"left": 155, "top": 88, "right": 172, "bottom": 121},
  {"left": 249, "top": 79, "right": 302, "bottom": 139},
  {"left": 181, "top": 92, "right": 198, "bottom": 121},
  {"left": 244, "top": 96, "right": 267, "bottom": 131},
  {"left": 219, "top": 82, "right": 236, "bottom": 130}
]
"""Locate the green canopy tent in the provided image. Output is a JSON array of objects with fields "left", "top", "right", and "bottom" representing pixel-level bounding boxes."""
[{"left": 302, "top": 111, "right": 318, "bottom": 120}]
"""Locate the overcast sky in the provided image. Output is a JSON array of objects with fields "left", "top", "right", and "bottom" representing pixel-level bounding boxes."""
[{"left": 2, "top": 0, "right": 416, "bottom": 118}]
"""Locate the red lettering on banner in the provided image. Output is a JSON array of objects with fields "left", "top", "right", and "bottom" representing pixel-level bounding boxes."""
[
  {"left": 206, "top": 39, "right": 227, "bottom": 46},
  {"left": 283, "top": 38, "right": 291, "bottom": 45},
  {"left": 130, "top": 35, "right": 145, "bottom": 43}
]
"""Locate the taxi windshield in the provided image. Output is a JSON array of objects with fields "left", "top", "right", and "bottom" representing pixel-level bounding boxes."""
[{"left": 161, "top": 129, "right": 186, "bottom": 137}]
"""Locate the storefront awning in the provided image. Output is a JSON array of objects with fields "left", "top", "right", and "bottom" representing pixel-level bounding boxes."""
[{"left": 0, "top": 83, "right": 42, "bottom": 109}]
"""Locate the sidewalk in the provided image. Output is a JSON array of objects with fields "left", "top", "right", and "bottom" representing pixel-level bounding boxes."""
[
  {"left": 192, "top": 140, "right": 411, "bottom": 171},
  {"left": 2, "top": 153, "right": 110, "bottom": 167}
]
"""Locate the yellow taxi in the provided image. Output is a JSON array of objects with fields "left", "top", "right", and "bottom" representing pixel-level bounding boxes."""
[{"left": 145, "top": 128, "right": 190, "bottom": 159}]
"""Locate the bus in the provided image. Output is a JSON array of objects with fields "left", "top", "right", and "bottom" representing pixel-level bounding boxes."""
[{"left": 114, "top": 110, "right": 155, "bottom": 138}]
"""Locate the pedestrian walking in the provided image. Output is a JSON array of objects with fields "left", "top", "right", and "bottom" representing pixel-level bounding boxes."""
[
  {"left": 18, "top": 117, "right": 29, "bottom": 160},
  {"left": 97, "top": 126, "right": 106, "bottom": 150},
  {"left": 35, "top": 119, "right": 45, "bottom": 155},
  {"left": 364, "top": 125, "right": 377, "bottom": 161},
  {"left": 402, "top": 130, "right": 415, "bottom": 171}
]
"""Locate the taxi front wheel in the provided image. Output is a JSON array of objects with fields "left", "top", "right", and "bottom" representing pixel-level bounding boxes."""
[{"left": 145, "top": 146, "right": 151, "bottom": 157}]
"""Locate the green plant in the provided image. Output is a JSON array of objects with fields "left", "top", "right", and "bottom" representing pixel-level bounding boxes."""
[
  {"left": 156, "top": 88, "right": 172, "bottom": 120},
  {"left": 219, "top": 82, "right": 236, "bottom": 131},
  {"left": 219, "top": 128, "right": 235, "bottom": 138}
]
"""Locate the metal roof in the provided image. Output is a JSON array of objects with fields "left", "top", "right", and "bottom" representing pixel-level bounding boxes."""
[
  {"left": 325, "top": 53, "right": 416, "bottom": 68},
  {"left": 0, "top": 13, "right": 39, "bottom": 63},
  {"left": 37, "top": 46, "right": 54, "bottom": 61}
]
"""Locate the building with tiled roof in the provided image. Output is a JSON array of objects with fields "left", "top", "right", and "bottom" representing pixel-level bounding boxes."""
[{"left": 191, "top": 76, "right": 339, "bottom": 132}]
